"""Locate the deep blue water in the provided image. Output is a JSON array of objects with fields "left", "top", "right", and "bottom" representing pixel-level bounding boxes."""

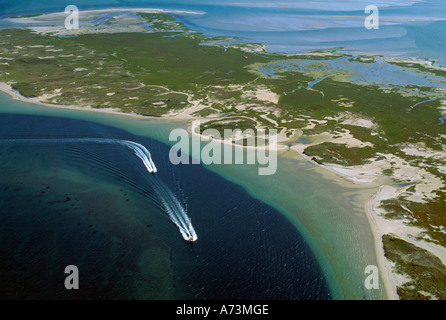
[{"left": 0, "top": 112, "right": 330, "bottom": 299}]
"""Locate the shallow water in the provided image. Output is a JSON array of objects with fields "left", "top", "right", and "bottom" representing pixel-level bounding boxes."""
[
  {"left": 257, "top": 56, "right": 446, "bottom": 90},
  {"left": 0, "top": 100, "right": 332, "bottom": 299},
  {"left": 0, "top": 92, "right": 388, "bottom": 299},
  {"left": 1, "top": 0, "right": 445, "bottom": 65}
]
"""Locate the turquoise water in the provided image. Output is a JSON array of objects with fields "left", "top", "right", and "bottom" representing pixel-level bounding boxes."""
[
  {"left": 0, "top": 100, "right": 331, "bottom": 299},
  {"left": 0, "top": 92, "right": 388, "bottom": 300}
]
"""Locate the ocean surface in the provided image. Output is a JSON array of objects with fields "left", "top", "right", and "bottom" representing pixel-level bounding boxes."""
[
  {"left": 0, "top": 97, "right": 331, "bottom": 299},
  {"left": 0, "top": 92, "right": 388, "bottom": 300},
  {"left": 1, "top": 0, "right": 445, "bottom": 65}
]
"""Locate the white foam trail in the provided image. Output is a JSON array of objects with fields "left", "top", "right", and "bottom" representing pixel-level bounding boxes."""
[
  {"left": 0, "top": 137, "right": 198, "bottom": 242},
  {"left": 117, "top": 140, "right": 157, "bottom": 174},
  {"left": 0, "top": 138, "right": 157, "bottom": 173},
  {"left": 170, "top": 189, "right": 198, "bottom": 242},
  {"left": 78, "top": 138, "right": 158, "bottom": 173},
  {"left": 151, "top": 177, "right": 198, "bottom": 242}
]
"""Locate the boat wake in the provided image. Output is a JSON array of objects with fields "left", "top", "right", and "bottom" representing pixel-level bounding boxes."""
[
  {"left": 0, "top": 137, "right": 197, "bottom": 242},
  {"left": 150, "top": 176, "right": 198, "bottom": 242}
]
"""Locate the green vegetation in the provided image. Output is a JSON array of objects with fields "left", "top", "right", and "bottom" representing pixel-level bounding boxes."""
[
  {"left": 381, "top": 194, "right": 446, "bottom": 246},
  {"left": 304, "top": 142, "right": 375, "bottom": 166},
  {"left": 382, "top": 168, "right": 394, "bottom": 176},
  {"left": 200, "top": 118, "right": 259, "bottom": 135},
  {"left": 347, "top": 56, "right": 378, "bottom": 64},
  {"left": 383, "top": 234, "right": 446, "bottom": 300},
  {"left": 386, "top": 60, "right": 446, "bottom": 79},
  {"left": 138, "top": 12, "right": 183, "bottom": 31},
  {"left": 0, "top": 26, "right": 266, "bottom": 116}
]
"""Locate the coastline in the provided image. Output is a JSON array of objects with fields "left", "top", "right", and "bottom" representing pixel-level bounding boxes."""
[
  {"left": 285, "top": 142, "right": 399, "bottom": 299},
  {"left": 6, "top": 8, "right": 205, "bottom": 22},
  {"left": 0, "top": 82, "right": 157, "bottom": 121},
  {"left": 0, "top": 1, "right": 444, "bottom": 300},
  {"left": 0, "top": 81, "right": 394, "bottom": 299},
  {"left": 365, "top": 186, "right": 401, "bottom": 300}
]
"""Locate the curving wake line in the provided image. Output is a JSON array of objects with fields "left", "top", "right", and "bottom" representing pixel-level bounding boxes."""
[
  {"left": 0, "top": 138, "right": 157, "bottom": 173},
  {"left": 150, "top": 177, "right": 198, "bottom": 242},
  {"left": 0, "top": 137, "right": 197, "bottom": 242}
]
